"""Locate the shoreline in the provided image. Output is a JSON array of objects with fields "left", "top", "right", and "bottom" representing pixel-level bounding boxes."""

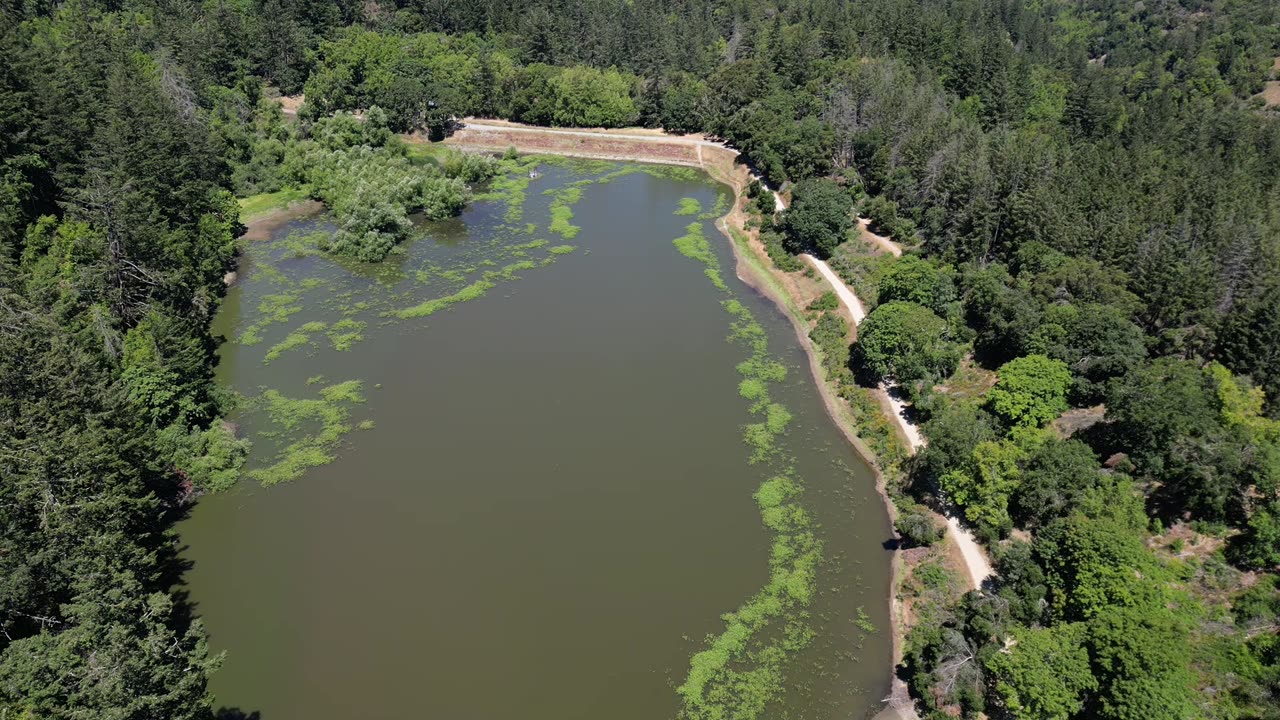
[{"left": 436, "top": 122, "right": 918, "bottom": 716}]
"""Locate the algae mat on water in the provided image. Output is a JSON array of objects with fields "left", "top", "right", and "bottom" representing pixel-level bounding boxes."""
[
  {"left": 197, "top": 164, "right": 890, "bottom": 720},
  {"left": 222, "top": 156, "right": 601, "bottom": 485},
  {"left": 669, "top": 202, "right": 825, "bottom": 720},
  {"left": 224, "top": 157, "right": 733, "bottom": 489}
]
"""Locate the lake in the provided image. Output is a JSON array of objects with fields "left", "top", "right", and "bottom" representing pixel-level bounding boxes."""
[{"left": 180, "top": 158, "right": 894, "bottom": 720}]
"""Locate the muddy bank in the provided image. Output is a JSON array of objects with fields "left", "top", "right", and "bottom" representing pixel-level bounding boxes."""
[{"left": 239, "top": 200, "right": 323, "bottom": 242}]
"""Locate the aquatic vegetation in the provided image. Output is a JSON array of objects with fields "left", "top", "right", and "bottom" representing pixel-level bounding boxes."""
[
  {"left": 548, "top": 186, "right": 583, "bottom": 239},
  {"left": 290, "top": 139, "right": 470, "bottom": 262},
  {"left": 698, "top": 192, "right": 731, "bottom": 221},
  {"left": 672, "top": 222, "right": 727, "bottom": 291},
  {"left": 668, "top": 200, "right": 823, "bottom": 720},
  {"left": 641, "top": 164, "right": 704, "bottom": 183},
  {"left": 279, "top": 231, "right": 328, "bottom": 259},
  {"left": 855, "top": 606, "right": 877, "bottom": 633},
  {"left": 474, "top": 155, "right": 540, "bottom": 222},
  {"left": 231, "top": 164, "right": 699, "bottom": 503},
  {"left": 264, "top": 321, "right": 327, "bottom": 363},
  {"left": 679, "top": 473, "right": 822, "bottom": 719},
  {"left": 392, "top": 279, "right": 496, "bottom": 319},
  {"left": 574, "top": 164, "right": 640, "bottom": 187},
  {"left": 326, "top": 318, "right": 366, "bottom": 351},
  {"left": 484, "top": 260, "right": 538, "bottom": 282},
  {"left": 240, "top": 292, "right": 302, "bottom": 345},
  {"left": 676, "top": 197, "right": 703, "bottom": 216},
  {"left": 246, "top": 380, "right": 366, "bottom": 485}
]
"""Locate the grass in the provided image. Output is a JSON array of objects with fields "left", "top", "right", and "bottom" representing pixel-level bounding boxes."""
[{"left": 238, "top": 188, "right": 309, "bottom": 222}]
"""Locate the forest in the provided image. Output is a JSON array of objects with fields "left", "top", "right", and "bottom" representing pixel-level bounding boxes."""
[{"left": 1, "top": 0, "right": 1278, "bottom": 718}]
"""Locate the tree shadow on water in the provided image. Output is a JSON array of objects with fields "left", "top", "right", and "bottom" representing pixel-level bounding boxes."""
[{"left": 215, "top": 710, "right": 262, "bottom": 720}]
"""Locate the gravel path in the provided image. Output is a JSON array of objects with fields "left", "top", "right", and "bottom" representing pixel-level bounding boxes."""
[{"left": 802, "top": 254, "right": 993, "bottom": 590}]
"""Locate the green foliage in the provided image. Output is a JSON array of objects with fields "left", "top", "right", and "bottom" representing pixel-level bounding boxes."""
[
  {"left": 1086, "top": 606, "right": 1199, "bottom": 720},
  {"left": 5, "top": 0, "right": 1280, "bottom": 717},
  {"left": 759, "top": 229, "right": 802, "bottom": 272},
  {"left": 808, "top": 311, "right": 851, "bottom": 382},
  {"left": 304, "top": 30, "right": 483, "bottom": 132},
  {"left": 547, "top": 65, "right": 639, "bottom": 127},
  {"left": 807, "top": 291, "right": 838, "bottom": 312},
  {"left": 877, "top": 255, "right": 955, "bottom": 313},
  {"left": 1228, "top": 501, "right": 1280, "bottom": 570},
  {"left": 1035, "top": 514, "right": 1164, "bottom": 622},
  {"left": 895, "top": 504, "right": 944, "bottom": 547},
  {"left": 287, "top": 140, "right": 469, "bottom": 262},
  {"left": 985, "top": 623, "right": 1097, "bottom": 720},
  {"left": 1010, "top": 438, "right": 1105, "bottom": 530},
  {"left": 782, "top": 178, "right": 853, "bottom": 258},
  {"left": 247, "top": 381, "right": 367, "bottom": 485},
  {"left": 940, "top": 438, "right": 1026, "bottom": 537},
  {"left": 986, "top": 355, "right": 1072, "bottom": 428},
  {"left": 853, "top": 301, "right": 960, "bottom": 389}
]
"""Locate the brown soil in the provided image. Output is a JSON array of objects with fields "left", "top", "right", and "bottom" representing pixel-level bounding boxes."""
[
  {"left": 442, "top": 126, "right": 705, "bottom": 167},
  {"left": 1052, "top": 404, "right": 1106, "bottom": 438},
  {"left": 455, "top": 116, "right": 701, "bottom": 140},
  {"left": 1258, "top": 81, "right": 1280, "bottom": 108},
  {"left": 279, "top": 94, "right": 304, "bottom": 116},
  {"left": 239, "top": 200, "right": 323, "bottom": 242},
  {"left": 858, "top": 217, "right": 903, "bottom": 256}
]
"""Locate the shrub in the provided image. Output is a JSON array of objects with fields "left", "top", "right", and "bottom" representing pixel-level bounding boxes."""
[{"left": 896, "top": 505, "right": 944, "bottom": 547}]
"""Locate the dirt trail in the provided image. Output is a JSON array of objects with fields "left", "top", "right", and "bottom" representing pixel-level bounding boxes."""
[
  {"left": 806, "top": 240, "right": 993, "bottom": 590},
  {"left": 858, "top": 218, "right": 902, "bottom": 257}
]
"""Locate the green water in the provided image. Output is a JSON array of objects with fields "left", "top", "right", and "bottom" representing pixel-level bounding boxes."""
[{"left": 181, "top": 159, "right": 894, "bottom": 720}]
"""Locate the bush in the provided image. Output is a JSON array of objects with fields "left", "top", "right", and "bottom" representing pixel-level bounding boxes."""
[
  {"left": 809, "top": 311, "right": 851, "bottom": 381},
  {"left": 548, "top": 65, "right": 640, "bottom": 127},
  {"left": 439, "top": 149, "right": 499, "bottom": 183},
  {"left": 896, "top": 505, "right": 944, "bottom": 547},
  {"left": 808, "top": 292, "right": 838, "bottom": 312},
  {"left": 877, "top": 255, "right": 956, "bottom": 313},
  {"left": 287, "top": 139, "right": 470, "bottom": 261},
  {"left": 761, "top": 230, "right": 802, "bottom": 272}
]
